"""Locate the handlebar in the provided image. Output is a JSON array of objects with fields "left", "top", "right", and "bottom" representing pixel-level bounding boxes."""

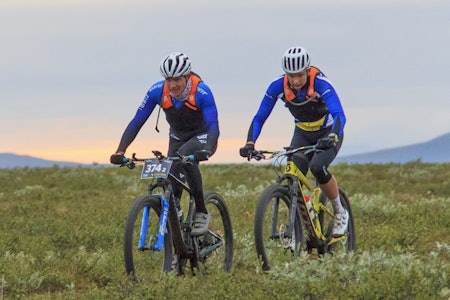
[
  {"left": 120, "top": 150, "right": 211, "bottom": 169},
  {"left": 247, "top": 145, "right": 319, "bottom": 161}
]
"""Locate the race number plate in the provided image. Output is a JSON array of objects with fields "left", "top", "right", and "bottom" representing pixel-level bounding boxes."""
[{"left": 141, "top": 159, "right": 173, "bottom": 179}]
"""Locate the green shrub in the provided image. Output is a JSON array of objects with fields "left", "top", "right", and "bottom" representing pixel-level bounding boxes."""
[{"left": 0, "top": 163, "right": 449, "bottom": 299}]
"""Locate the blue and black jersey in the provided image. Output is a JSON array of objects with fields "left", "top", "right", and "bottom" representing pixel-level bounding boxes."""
[
  {"left": 247, "top": 68, "right": 345, "bottom": 143},
  {"left": 116, "top": 75, "right": 219, "bottom": 153}
]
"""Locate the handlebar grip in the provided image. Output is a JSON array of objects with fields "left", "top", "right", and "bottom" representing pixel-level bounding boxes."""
[
  {"left": 120, "top": 157, "right": 135, "bottom": 169},
  {"left": 248, "top": 150, "right": 265, "bottom": 161}
]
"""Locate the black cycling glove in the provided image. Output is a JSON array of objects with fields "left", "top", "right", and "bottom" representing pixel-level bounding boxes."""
[
  {"left": 110, "top": 152, "right": 125, "bottom": 165},
  {"left": 316, "top": 133, "right": 338, "bottom": 150},
  {"left": 239, "top": 143, "right": 255, "bottom": 158}
]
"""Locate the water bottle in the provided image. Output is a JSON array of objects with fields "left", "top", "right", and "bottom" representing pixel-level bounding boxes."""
[{"left": 304, "top": 195, "right": 315, "bottom": 220}]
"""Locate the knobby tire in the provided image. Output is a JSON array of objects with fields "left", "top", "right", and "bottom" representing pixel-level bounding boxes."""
[
  {"left": 318, "top": 187, "right": 356, "bottom": 253},
  {"left": 123, "top": 195, "right": 173, "bottom": 282},
  {"left": 254, "top": 184, "right": 304, "bottom": 271},
  {"left": 200, "top": 192, "right": 234, "bottom": 272}
]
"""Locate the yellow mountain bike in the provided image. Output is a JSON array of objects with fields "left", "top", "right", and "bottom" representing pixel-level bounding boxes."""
[{"left": 249, "top": 145, "right": 355, "bottom": 271}]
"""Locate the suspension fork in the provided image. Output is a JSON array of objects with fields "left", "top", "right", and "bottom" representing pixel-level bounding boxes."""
[
  {"left": 287, "top": 176, "right": 301, "bottom": 238},
  {"left": 270, "top": 198, "right": 279, "bottom": 239},
  {"left": 138, "top": 206, "right": 151, "bottom": 251},
  {"left": 151, "top": 195, "right": 170, "bottom": 251},
  {"left": 136, "top": 194, "right": 170, "bottom": 251},
  {"left": 140, "top": 182, "right": 191, "bottom": 258},
  {"left": 272, "top": 174, "right": 299, "bottom": 239}
]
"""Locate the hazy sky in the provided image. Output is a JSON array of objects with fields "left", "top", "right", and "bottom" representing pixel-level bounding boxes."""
[{"left": 1, "top": 0, "right": 449, "bottom": 164}]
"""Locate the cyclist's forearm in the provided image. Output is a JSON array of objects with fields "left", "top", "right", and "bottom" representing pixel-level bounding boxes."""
[
  {"left": 116, "top": 122, "right": 143, "bottom": 152},
  {"left": 206, "top": 130, "right": 219, "bottom": 152},
  {"left": 330, "top": 115, "right": 345, "bottom": 139}
]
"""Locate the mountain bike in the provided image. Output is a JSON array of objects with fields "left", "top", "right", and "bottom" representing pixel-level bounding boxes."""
[
  {"left": 121, "top": 150, "right": 233, "bottom": 280},
  {"left": 248, "top": 145, "right": 355, "bottom": 271}
]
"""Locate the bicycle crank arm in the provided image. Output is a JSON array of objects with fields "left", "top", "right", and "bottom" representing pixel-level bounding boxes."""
[
  {"left": 325, "top": 234, "right": 347, "bottom": 246},
  {"left": 199, "top": 241, "right": 223, "bottom": 257}
]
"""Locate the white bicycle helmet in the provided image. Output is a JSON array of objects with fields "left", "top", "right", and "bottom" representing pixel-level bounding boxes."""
[
  {"left": 282, "top": 46, "right": 311, "bottom": 73},
  {"left": 160, "top": 52, "right": 191, "bottom": 78}
]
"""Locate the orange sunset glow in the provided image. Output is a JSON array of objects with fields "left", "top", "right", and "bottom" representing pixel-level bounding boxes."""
[{"left": 21, "top": 138, "right": 290, "bottom": 165}]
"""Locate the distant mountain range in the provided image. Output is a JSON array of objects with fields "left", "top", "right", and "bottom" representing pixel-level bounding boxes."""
[
  {"left": 1, "top": 133, "right": 450, "bottom": 168},
  {"left": 0, "top": 153, "right": 92, "bottom": 169},
  {"left": 335, "top": 132, "right": 450, "bottom": 164}
]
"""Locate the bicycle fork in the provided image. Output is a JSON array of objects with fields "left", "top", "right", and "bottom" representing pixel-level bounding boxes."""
[
  {"left": 137, "top": 194, "right": 192, "bottom": 259},
  {"left": 137, "top": 195, "right": 170, "bottom": 251}
]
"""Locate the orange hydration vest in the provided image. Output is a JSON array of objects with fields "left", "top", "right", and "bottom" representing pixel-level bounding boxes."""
[
  {"left": 161, "top": 73, "right": 202, "bottom": 111},
  {"left": 282, "top": 66, "right": 329, "bottom": 131},
  {"left": 283, "top": 66, "right": 321, "bottom": 102}
]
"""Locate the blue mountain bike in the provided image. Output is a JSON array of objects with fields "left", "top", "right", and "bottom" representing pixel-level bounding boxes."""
[{"left": 121, "top": 150, "right": 233, "bottom": 280}]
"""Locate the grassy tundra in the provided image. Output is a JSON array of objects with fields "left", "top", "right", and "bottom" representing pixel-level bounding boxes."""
[{"left": 0, "top": 162, "right": 449, "bottom": 299}]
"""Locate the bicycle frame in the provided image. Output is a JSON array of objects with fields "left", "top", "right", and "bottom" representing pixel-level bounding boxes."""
[
  {"left": 255, "top": 146, "right": 346, "bottom": 247},
  {"left": 123, "top": 150, "right": 233, "bottom": 277},
  {"left": 142, "top": 167, "right": 227, "bottom": 261},
  {"left": 125, "top": 152, "right": 199, "bottom": 259},
  {"left": 283, "top": 160, "right": 336, "bottom": 243}
]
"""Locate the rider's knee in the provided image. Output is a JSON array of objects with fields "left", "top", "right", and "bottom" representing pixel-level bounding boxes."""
[{"left": 310, "top": 162, "right": 332, "bottom": 184}]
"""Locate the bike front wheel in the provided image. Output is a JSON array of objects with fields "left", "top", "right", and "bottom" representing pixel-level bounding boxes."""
[
  {"left": 195, "top": 192, "right": 234, "bottom": 272},
  {"left": 123, "top": 195, "right": 173, "bottom": 282},
  {"left": 254, "top": 184, "right": 304, "bottom": 271}
]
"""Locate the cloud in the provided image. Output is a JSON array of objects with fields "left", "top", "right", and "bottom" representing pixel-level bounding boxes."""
[{"left": 1, "top": 1, "right": 450, "bottom": 164}]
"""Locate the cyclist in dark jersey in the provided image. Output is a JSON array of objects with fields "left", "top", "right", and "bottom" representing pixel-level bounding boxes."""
[
  {"left": 239, "top": 46, "right": 348, "bottom": 237},
  {"left": 111, "top": 52, "right": 219, "bottom": 236}
]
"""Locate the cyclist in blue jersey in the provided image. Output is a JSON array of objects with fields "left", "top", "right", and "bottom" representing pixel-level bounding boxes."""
[
  {"left": 111, "top": 52, "right": 219, "bottom": 236},
  {"left": 239, "top": 46, "right": 348, "bottom": 237}
]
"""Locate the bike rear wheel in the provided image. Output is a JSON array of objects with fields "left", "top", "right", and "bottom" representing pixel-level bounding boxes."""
[
  {"left": 318, "top": 187, "right": 356, "bottom": 254},
  {"left": 254, "top": 184, "right": 304, "bottom": 271},
  {"left": 123, "top": 195, "right": 173, "bottom": 282},
  {"left": 194, "top": 192, "right": 234, "bottom": 273}
]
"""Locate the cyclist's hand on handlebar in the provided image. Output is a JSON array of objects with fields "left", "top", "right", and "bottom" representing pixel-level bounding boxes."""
[
  {"left": 316, "top": 133, "right": 338, "bottom": 150},
  {"left": 239, "top": 143, "right": 255, "bottom": 160},
  {"left": 110, "top": 152, "right": 126, "bottom": 165}
]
